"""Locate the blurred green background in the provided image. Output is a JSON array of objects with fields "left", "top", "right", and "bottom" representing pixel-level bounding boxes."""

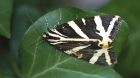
[{"left": 0, "top": 0, "right": 139, "bottom": 78}]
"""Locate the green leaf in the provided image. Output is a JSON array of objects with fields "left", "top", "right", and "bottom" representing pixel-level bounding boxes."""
[
  {"left": 98, "top": 0, "right": 139, "bottom": 76},
  {"left": 19, "top": 7, "right": 128, "bottom": 78},
  {"left": 10, "top": 5, "right": 41, "bottom": 63},
  {"left": 0, "top": 0, "right": 13, "bottom": 38},
  {"left": 0, "top": 59, "right": 15, "bottom": 78}
]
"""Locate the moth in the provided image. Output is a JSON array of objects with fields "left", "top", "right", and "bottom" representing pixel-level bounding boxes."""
[{"left": 42, "top": 15, "right": 122, "bottom": 66}]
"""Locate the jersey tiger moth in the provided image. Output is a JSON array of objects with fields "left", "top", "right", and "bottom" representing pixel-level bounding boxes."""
[{"left": 42, "top": 14, "right": 122, "bottom": 66}]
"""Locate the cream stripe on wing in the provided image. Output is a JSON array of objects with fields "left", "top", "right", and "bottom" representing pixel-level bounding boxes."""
[
  {"left": 64, "top": 45, "right": 91, "bottom": 54},
  {"left": 94, "top": 16, "right": 105, "bottom": 36},
  {"left": 67, "top": 21, "right": 89, "bottom": 39},
  {"left": 105, "top": 52, "right": 112, "bottom": 65},
  {"left": 48, "top": 38, "right": 98, "bottom": 42},
  {"left": 89, "top": 49, "right": 104, "bottom": 64},
  {"left": 47, "top": 32, "right": 65, "bottom": 39},
  {"left": 94, "top": 15, "right": 120, "bottom": 38},
  {"left": 89, "top": 48, "right": 112, "bottom": 65},
  {"left": 82, "top": 18, "right": 86, "bottom": 26},
  {"left": 107, "top": 16, "right": 120, "bottom": 35},
  {"left": 51, "top": 29, "right": 67, "bottom": 37},
  {"left": 50, "top": 42, "right": 67, "bottom": 45}
]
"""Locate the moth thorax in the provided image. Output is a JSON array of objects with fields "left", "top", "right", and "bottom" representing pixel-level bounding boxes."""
[{"left": 98, "top": 37, "right": 112, "bottom": 48}]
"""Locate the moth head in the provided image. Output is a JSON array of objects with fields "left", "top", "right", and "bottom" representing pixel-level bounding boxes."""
[{"left": 42, "top": 32, "right": 48, "bottom": 38}]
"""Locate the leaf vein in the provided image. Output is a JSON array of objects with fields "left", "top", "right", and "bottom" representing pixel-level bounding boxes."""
[
  {"left": 27, "top": 37, "right": 41, "bottom": 78},
  {"left": 30, "top": 57, "right": 71, "bottom": 78}
]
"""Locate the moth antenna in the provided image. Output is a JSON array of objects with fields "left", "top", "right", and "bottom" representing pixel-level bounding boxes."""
[
  {"left": 58, "top": 12, "right": 62, "bottom": 25},
  {"left": 26, "top": 13, "right": 42, "bottom": 35},
  {"left": 76, "top": 14, "right": 78, "bottom": 19},
  {"left": 26, "top": 13, "right": 46, "bottom": 47},
  {"left": 44, "top": 17, "right": 50, "bottom": 31},
  {"left": 54, "top": 12, "right": 62, "bottom": 29}
]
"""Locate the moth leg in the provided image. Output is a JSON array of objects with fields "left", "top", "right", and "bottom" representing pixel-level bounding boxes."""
[
  {"left": 74, "top": 57, "right": 77, "bottom": 61},
  {"left": 78, "top": 54, "right": 83, "bottom": 58},
  {"left": 54, "top": 12, "right": 62, "bottom": 28},
  {"left": 70, "top": 50, "right": 78, "bottom": 56},
  {"left": 55, "top": 49, "right": 58, "bottom": 56},
  {"left": 70, "top": 50, "right": 83, "bottom": 59}
]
